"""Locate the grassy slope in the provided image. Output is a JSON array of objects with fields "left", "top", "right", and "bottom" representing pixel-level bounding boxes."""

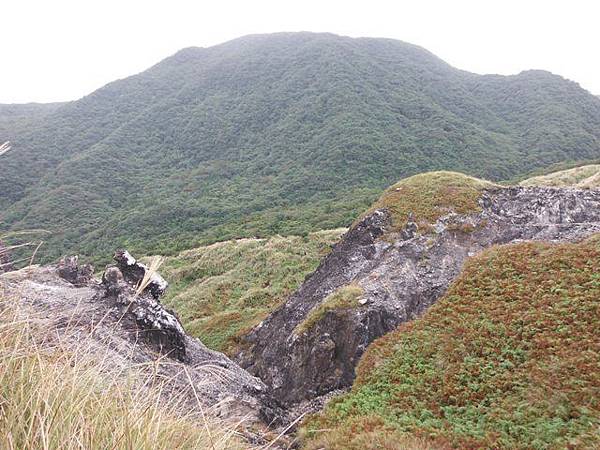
[
  {"left": 520, "top": 164, "right": 600, "bottom": 188},
  {"left": 160, "top": 172, "right": 492, "bottom": 353},
  {"left": 160, "top": 229, "right": 345, "bottom": 354},
  {"left": 302, "top": 236, "right": 600, "bottom": 449},
  {"left": 3, "top": 33, "right": 600, "bottom": 264}
]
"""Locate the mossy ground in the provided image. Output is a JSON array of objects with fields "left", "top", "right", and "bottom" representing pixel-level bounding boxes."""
[
  {"left": 160, "top": 229, "right": 345, "bottom": 354},
  {"left": 294, "top": 283, "right": 364, "bottom": 335},
  {"left": 302, "top": 235, "right": 600, "bottom": 449},
  {"left": 361, "top": 171, "right": 494, "bottom": 234}
]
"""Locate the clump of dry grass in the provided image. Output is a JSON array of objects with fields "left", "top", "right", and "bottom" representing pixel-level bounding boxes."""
[
  {"left": 0, "top": 230, "right": 48, "bottom": 270},
  {"left": 0, "top": 293, "right": 246, "bottom": 450},
  {"left": 135, "top": 255, "right": 165, "bottom": 296},
  {"left": 0, "top": 141, "right": 11, "bottom": 156}
]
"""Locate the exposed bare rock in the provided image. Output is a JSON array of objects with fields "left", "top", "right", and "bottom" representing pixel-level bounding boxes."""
[
  {"left": 57, "top": 255, "right": 94, "bottom": 286},
  {"left": 237, "top": 186, "right": 600, "bottom": 406},
  {"left": 113, "top": 249, "right": 168, "bottom": 299},
  {"left": 1, "top": 253, "right": 282, "bottom": 425}
]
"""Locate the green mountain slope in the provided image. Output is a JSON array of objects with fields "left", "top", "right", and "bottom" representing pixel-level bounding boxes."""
[
  {"left": 2, "top": 32, "right": 600, "bottom": 262},
  {"left": 0, "top": 102, "right": 65, "bottom": 139},
  {"left": 159, "top": 229, "right": 345, "bottom": 354},
  {"left": 302, "top": 235, "right": 600, "bottom": 449}
]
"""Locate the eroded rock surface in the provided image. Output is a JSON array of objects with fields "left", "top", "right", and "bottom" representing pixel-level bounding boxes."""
[
  {"left": 237, "top": 186, "right": 600, "bottom": 406},
  {"left": 113, "top": 249, "right": 168, "bottom": 299},
  {"left": 57, "top": 255, "right": 94, "bottom": 286},
  {"left": 0, "top": 251, "right": 281, "bottom": 424}
]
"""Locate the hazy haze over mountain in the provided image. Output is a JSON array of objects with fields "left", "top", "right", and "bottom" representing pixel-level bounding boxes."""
[
  {"left": 2, "top": 32, "right": 599, "bottom": 263},
  {"left": 2, "top": 0, "right": 599, "bottom": 103}
]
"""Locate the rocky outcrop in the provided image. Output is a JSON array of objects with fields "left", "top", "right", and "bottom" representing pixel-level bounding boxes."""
[
  {"left": 57, "top": 255, "right": 94, "bottom": 286},
  {"left": 112, "top": 249, "right": 168, "bottom": 299},
  {"left": 0, "top": 251, "right": 281, "bottom": 424},
  {"left": 237, "top": 186, "right": 600, "bottom": 406}
]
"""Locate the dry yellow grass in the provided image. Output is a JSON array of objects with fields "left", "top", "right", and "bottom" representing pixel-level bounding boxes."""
[
  {"left": 520, "top": 164, "right": 600, "bottom": 188},
  {"left": 0, "top": 291, "right": 248, "bottom": 450},
  {"left": 135, "top": 255, "right": 165, "bottom": 296}
]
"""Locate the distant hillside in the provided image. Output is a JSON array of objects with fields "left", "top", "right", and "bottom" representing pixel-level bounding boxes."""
[
  {"left": 303, "top": 235, "right": 600, "bottom": 449},
  {"left": 0, "top": 102, "right": 66, "bottom": 138},
  {"left": 520, "top": 164, "right": 600, "bottom": 188},
  {"left": 2, "top": 32, "right": 600, "bottom": 262}
]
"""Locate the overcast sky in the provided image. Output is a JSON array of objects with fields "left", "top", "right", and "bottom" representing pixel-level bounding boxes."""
[{"left": 2, "top": 0, "right": 598, "bottom": 103}]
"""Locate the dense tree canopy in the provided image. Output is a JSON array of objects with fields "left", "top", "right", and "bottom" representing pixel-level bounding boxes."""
[{"left": 2, "top": 32, "right": 600, "bottom": 263}]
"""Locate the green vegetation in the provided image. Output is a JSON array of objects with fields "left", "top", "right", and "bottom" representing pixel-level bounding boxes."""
[
  {"left": 0, "top": 102, "right": 65, "bottom": 138},
  {"left": 302, "top": 236, "right": 600, "bottom": 449},
  {"left": 294, "top": 283, "right": 364, "bottom": 335},
  {"left": 160, "top": 229, "right": 345, "bottom": 354},
  {"left": 362, "top": 171, "right": 493, "bottom": 233},
  {"left": 520, "top": 164, "right": 600, "bottom": 188},
  {"left": 2, "top": 33, "right": 600, "bottom": 264},
  {"left": 0, "top": 295, "right": 244, "bottom": 449}
]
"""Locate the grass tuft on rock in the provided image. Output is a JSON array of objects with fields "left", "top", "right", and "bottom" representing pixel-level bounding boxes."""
[
  {"left": 361, "top": 171, "right": 494, "bottom": 234},
  {"left": 294, "top": 283, "right": 364, "bottom": 336},
  {"left": 302, "top": 235, "right": 600, "bottom": 449}
]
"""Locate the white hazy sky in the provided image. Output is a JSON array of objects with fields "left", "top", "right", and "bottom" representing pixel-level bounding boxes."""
[{"left": 1, "top": 0, "right": 599, "bottom": 103}]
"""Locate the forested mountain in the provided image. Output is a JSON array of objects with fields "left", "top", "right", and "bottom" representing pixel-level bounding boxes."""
[
  {"left": 0, "top": 102, "right": 65, "bottom": 139},
  {"left": 2, "top": 32, "right": 600, "bottom": 262}
]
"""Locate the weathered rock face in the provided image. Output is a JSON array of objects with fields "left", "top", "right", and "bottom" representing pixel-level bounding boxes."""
[
  {"left": 57, "top": 255, "right": 94, "bottom": 286},
  {"left": 113, "top": 249, "right": 168, "bottom": 299},
  {"left": 237, "top": 186, "right": 600, "bottom": 406},
  {"left": 0, "top": 251, "right": 281, "bottom": 424}
]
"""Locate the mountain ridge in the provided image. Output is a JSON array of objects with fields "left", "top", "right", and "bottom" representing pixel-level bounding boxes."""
[{"left": 2, "top": 32, "right": 600, "bottom": 262}]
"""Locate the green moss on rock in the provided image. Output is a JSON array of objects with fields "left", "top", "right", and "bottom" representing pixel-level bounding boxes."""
[
  {"left": 294, "top": 283, "right": 365, "bottom": 336},
  {"left": 361, "top": 171, "right": 494, "bottom": 234}
]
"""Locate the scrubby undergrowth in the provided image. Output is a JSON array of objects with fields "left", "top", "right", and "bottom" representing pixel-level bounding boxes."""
[
  {"left": 160, "top": 229, "right": 345, "bottom": 354},
  {"left": 362, "top": 171, "right": 494, "bottom": 234},
  {"left": 302, "top": 235, "right": 600, "bottom": 449}
]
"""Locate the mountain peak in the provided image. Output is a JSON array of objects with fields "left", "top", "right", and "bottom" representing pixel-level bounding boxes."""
[{"left": 1, "top": 34, "right": 600, "bottom": 263}]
